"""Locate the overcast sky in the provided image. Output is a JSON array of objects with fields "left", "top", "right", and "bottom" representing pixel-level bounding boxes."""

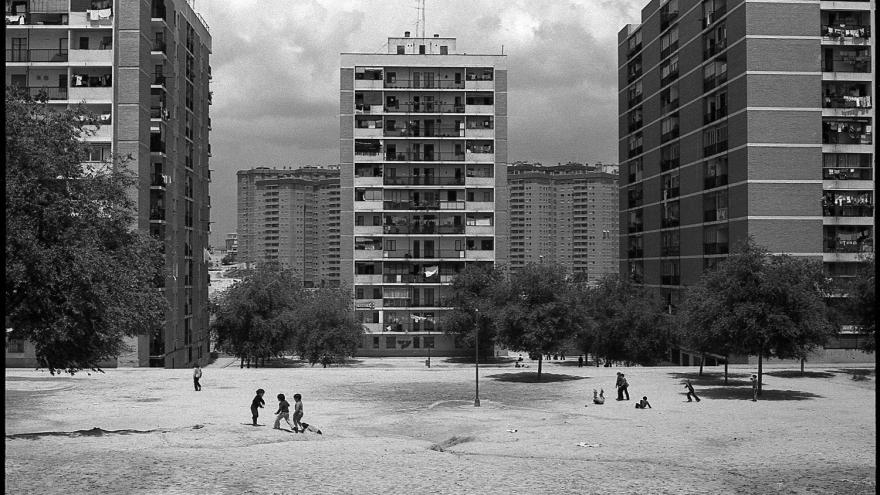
[{"left": 198, "top": 0, "right": 645, "bottom": 246}]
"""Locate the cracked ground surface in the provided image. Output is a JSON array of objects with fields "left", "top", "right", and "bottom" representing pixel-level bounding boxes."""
[{"left": 5, "top": 359, "right": 876, "bottom": 494}]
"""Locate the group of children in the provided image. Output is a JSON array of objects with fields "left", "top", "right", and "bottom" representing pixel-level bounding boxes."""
[
  {"left": 587, "top": 374, "right": 707, "bottom": 409},
  {"left": 250, "top": 389, "right": 321, "bottom": 434}
]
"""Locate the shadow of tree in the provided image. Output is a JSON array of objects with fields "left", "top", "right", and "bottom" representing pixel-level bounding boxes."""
[
  {"left": 696, "top": 386, "right": 822, "bottom": 401},
  {"left": 486, "top": 372, "right": 587, "bottom": 383},
  {"left": 833, "top": 368, "right": 875, "bottom": 379},
  {"left": 667, "top": 371, "right": 752, "bottom": 387},
  {"left": 442, "top": 356, "right": 518, "bottom": 366},
  {"left": 763, "top": 370, "right": 836, "bottom": 379}
]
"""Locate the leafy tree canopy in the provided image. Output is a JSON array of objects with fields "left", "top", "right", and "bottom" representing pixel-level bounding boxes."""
[{"left": 5, "top": 88, "right": 166, "bottom": 374}]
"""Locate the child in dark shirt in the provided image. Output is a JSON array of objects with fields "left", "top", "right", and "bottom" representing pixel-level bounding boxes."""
[
  {"left": 250, "top": 389, "right": 265, "bottom": 426},
  {"left": 635, "top": 396, "right": 652, "bottom": 409},
  {"left": 273, "top": 394, "right": 294, "bottom": 430}
]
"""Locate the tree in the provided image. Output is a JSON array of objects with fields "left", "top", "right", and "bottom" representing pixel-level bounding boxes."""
[
  {"left": 5, "top": 88, "right": 166, "bottom": 375},
  {"left": 494, "top": 263, "right": 585, "bottom": 379},
  {"left": 585, "top": 275, "right": 670, "bottom": 366},
  {"left": 680, "top": 238, "right": 836, "bottom": 394},
  {"left": 287, "top": 287, "right": 364, "bottom": 366},
  {"left": 441, "top": 263, "right": 505, "bottom": 361},
  {"left": 210, "top": 263, "right": 302, "bottom": 367}
]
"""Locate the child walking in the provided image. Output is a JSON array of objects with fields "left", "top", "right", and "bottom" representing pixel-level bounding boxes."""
[
  {"left": 250, "top": 389, "right": 265, "bottom": 426},
  {"left": 273, "top": 393, "right": 294, "bottom": 430},
  {"left": 684, "top": 380, "right": 700, "bottom": 402},
  {"left": 292, "top": 393, "right": 304, "bottom": 433}
]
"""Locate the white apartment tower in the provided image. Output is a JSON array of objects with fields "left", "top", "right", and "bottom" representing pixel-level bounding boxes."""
[{"left": 340, "top": 33, "right": 508, "bottom": 356}]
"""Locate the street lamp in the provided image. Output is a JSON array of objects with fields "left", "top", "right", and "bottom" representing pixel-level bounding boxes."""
[{"left": 474, "top": 307, "right": 480, "bottom": 407}]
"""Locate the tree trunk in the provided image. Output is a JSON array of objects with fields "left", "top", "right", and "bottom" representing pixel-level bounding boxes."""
[
  {"left": 800, "top": 358, "right": 805, "bottom": 376},
  {"left": 757, "top": 351, "right": 763, "bottom": 396},
  {"left": 240, "top": 356, "right": 244, "bottom": 368},
  {"left": 537, "top": 355, "right": 543, "bottom": 380},
  {"left": 699, "top": 354, "right": 705, "bottom": 376},
  {"left": 724, "top": 356, "right": 729, "bottom": 384}
]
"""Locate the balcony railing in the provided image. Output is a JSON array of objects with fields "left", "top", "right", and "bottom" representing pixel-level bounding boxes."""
[
  {"left": 704, "top": 140, "right": 728, "bottom": 156},
  {"left": 384, "top": 79, "right": 467, "bottom": 90},
  {"left": 704, "top": 106, "right": 728, "bottom": 124},
  {"left": 5, "top": 12, "right": 68, "bottom": 25},
  {"left": 661, "top": 275, "right": 680, "bottom": 285},
  {"left": 628, "top": 222, "right": 644, "bottom": 233},
  {"left": 662, "top": 187, "right": 680, "bottom": 200},
  {"left": 703, "top": 242, "right": 729, "bottom": 255},
  {"left": 661, "top": 245, "right": 681, "bottom": 257},
  {"left": 385, "top": 152, "right": 465, "bottom": 162},
  {"left": 383, "top": 200, "right": 467, "bottom": 211},
  {"left": 661, "top": 126, "right": 680, "bottom": 142},
  {"left": 385, "top": 102, "right": 466, "bottom": 114},
  {"left": 5, "top": 48, "right": 68, "bottom": 62},
  {"left": 384, "top": 126, "right": 464, "bottom": 138},
  {"left": 149, "top": 208, "right": 165, "bottom": 221},
  {"left": 823, "top": 204, "right": 874, "bottom": 217},
  {"left": 150, "top": 136, "right": 165, "bottom": 153},
  {"left": 384, "top": 176, "right": 465, "bottom": 186},
  {"left": 660, "top": 157, "right": 680, "bottom": 171},
  {"left": 704, "top": 174, "right": 728, "bottom": 189},
  {"left": 14, "top": 86, "right": 68, "bottom": 100},
  {"left": 704, "top": 208, "right": 729, "bottom": 222},
  {"left": 153, "top": 73, "right": 166, "bottom": 86},
  {"left": 822, "top": 25, "right": 870, "bottom": 44},
  {"left": 383, "top": 224, "right": 465, "bottom": 235},
  {"left": 824, "top": 239, "right": 872, "bottom": 253},
  {"left": 627, "top": 248, "right": 644, "bottom": 258},
  {"left": 661, "top": 217, "right": 680, "bottom": 228},
  {"left": 384, "top": 249, "right": 466, "bottom": 259},
  {"left": 382, "top": 274, "right": 441, "bottom": 284},
  {"left": 823, "top": 168, "right": 871, "bottom": 180},
  {"left": 823, "top": 96, "right": 871, "bottom": 109}
]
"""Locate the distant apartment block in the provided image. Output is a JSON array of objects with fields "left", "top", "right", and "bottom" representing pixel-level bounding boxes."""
[
  {"left": 618, "top": 0, "right": 874, "bottom": 319},
  {"left": 236, "top": 166, "right": 341, "bottom": 287},
  {"left": 341, "top": 33, "right": 508, "bottom": 356},
  {"left": 5, "top": 0, "right": 213, "bottom": 369},
  {"left": 224, "top": 233, "right": 238, "bottom": 256},
  {"left": 508, "top": 162, "right": 619, "bottom": 283}
]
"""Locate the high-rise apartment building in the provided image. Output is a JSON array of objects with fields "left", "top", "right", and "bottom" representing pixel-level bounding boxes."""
[
  {"left": 5, "top": 0, "right": 212, "bottom": 368},
  {"left": 236, "top": 166, "right": 341, "bottom": 287},
  {"left": 340, "top": 33, "right": 508, "bottom": 356},
  {"left": 508, "top": 162, "right": 619, "bottom": 283},
  {"left": 618, "top": 0, "right": 874, "bottom": 317}
]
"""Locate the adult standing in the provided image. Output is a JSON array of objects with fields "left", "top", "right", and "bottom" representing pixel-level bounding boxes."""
[
  {"left": 193, "top": 364, "right": 202, "bottom": 391},
  {"left": 616, "top": 372, "right": 630, "bottom": 401},
  {"left": 578, "top": 355, "right": 584, "bottom": 368}
]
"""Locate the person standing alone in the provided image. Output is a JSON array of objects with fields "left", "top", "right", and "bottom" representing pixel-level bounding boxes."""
[{"left": 193, "top": 364, "right": 202, "bottom": 391}]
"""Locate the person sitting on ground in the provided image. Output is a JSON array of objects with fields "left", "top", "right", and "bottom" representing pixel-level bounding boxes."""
[
  {"left": 635, "top": 396, "right": 652, "bottom": 409},
  {"left": 593, "top": 389, "right": 605, "bottom": 405}
]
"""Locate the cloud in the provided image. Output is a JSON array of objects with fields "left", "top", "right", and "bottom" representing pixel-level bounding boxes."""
[{"left": 198, "top": 0, "right": 645, "bottom": 243}]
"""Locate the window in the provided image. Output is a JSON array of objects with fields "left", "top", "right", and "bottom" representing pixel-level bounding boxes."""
[
  {"left": 703, "top": 156, "right": 728, "bottom": 189},
  {"left": 661, "top": 260, "right": 680, "bottom": 285},
  {"left": 7, "top": 339, "right": 25, "bottom": 353},
  {"left": 703, "top": 190, "right": 729, "bottom": 222},
  {"left": 661, "top": 113, "right": 679, "bottom": 141},
  {"left": 660, "top": 55, "right": 679, "bottom": 85},
  {"left": 628, "top": 80, "right": 643, "bottom": 107},
  {"left": 660, "top": 27, "right": 679, "bottom": 59},
  {"left": 373, "top": 337, "right": 380, "bottom": 349},
  {"left": 440, "top": 45, "right": 448, "bottom": 55},
  {"left": 661, "top": 230, "right": 680, "bottom": 256},
  {"left": 703, "top": 123, "right": 728, "bottom": 156},
  {"left": 385, "top": 240, "right": 396, "bottom": 251},
  {"left": 423, "top": 336, "right": 435, "bottom": 348},
  {"left": 703, "top": 57, "right": 727, "bottom": 91},
  {"left": 397, "top": 45, "right": 404, "bottom": 54},
  {"left": 660, "top": 0, "right": 679, "bottom": 30},
  {"left": 660, "top": 84, "right": 679, "bottom": 113},
  {"left": 627, "top": 55, "right": 642, "bottom": 83},
  {"left": 386, "top": 336, "right": 397, "bottom": 348},
  {"left": 628, "top": 132, "right": 643, "bottom": 157},
  {"left": 627, "top": 30, "right": 642, "bottom": 56},
  {"left": 662, "top": 201, "right": 680, "bottom": 228},
  {"left": 628, "top": 106, "right": 643, "bottom": 133},
  {"left": 662, "top": 171, "right": 680, "bottom": 200},
  {"left": 419, "top": 45, "right": 425, "bottom": 54},
  {"left": 660, "top": 143, "right": 680, "bottom": 171},
  {"left": 704, "top": 21, "right": 727, "bottom": 59},
  {"left": 704, "top": 90, "right": 727, "bottom": 124}
]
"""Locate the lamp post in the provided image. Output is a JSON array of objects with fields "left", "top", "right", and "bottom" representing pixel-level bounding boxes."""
[{"left": 474, "top": 308, "right": 480, "bottom": 407}]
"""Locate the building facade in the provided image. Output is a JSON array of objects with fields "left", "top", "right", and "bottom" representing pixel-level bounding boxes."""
[
  {"left": 224, "top": 232, "right": 238, "bottom": 256},
  {"left": 5, "top": 0, "right": 212, "bottom": 368},
  {"left": 618, "top": 0, "right": 874, "bottom": 318},
  {"left": 340, "top": 33, "right": 508, "bottom": 356},
  {"left": 236, "top": 166, "right": 341, "bottom": 287},
  {"left": 508, "top": 162, "right": 619, "bottom": 283}
]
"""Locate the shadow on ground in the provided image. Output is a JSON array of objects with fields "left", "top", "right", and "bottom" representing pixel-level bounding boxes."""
[
  {"left": 442, "top": 357, "right": 518, "bottom": 367},
  {"left": 696, "top": 386, "right": 822, "bottom": 401},
  {"left": 667, "top": 371, "right": 752, "bottom": 387},
  {"left": 486, "top": 372, "right": 586, "bottom": 383},
  {"left": 763, "top": 370, "right": 836, "bottom": 379}
]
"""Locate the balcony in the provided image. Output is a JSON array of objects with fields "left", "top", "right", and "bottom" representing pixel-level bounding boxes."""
[
  {"left": 823, "top": 204, "right": 873, "bottom": 217},
  {"left": 661, "top": 245, "right": 680, "bottom": 257},
  {"left": 354, "top": 274, "right": 383, "bottom": 284},
  {"left": 383, "top": 249, "right": 465, "bottom": 260},
  {"left": 823, "top": 168, "right": 871, "bottom": 181},
  {"left": 703, "top": 208, "right": 728, "bottom": 222},
  {"left": 355, "top": 104, "right": 384, "bottom": 115},
  {"left": 5, "top": 12, "right": 68, "bottom": 26},
  {"left": 382, "top": 274, "right": 441, "bottom": 284},
  {"left": 704, "top": 106, "right": 728, "bottom": 125},
  {"left": 354, "top": 151, "right": 383, "bottom": 162},
  {"left": 661, "top": 217, "right": 680, "bottom": 229},
  {"left": 822, "top": 25, "right": 870, "bottom": 45},
  {"left": 152, "top": 73, "right": 167, "bottom": 88},
  {"left": 466, "top": 176, "right": 494, "bottom": 187},
  {"left": 384, "top": 224, "right": 466, "bottom": 235},
  {"left": 661, "top": 126, "right": 680, "bottom": 142},
  {"left": 69, "top": 48, "right": 112, "bottom": 65},
  {"left": 354, "top": 249, "right": 383, "bottom": 260},
  {"left": 353, "top": 200, "right": 383, "bottom": 211},
  {"left": 465, "top": 225, "right": 494, "bottom": 236},
  {"left": 464, "top": 79, "right": 494, "bottom": 91},
  {"left": 383, "top": 176, "right": 465, "bottom": 186},
  {"left": 465, "top": 104, "right": 494, "bottom": 115},
  {"left": 5, "top": 48, "right": 67, "bottom": 63},
  {"left": 150, "top": 135, "right": 165, "bottom": 154},
  {"left": 385, "top": 151, "right": 465, "bottom": 162},
  {"left": 661, "top": 275, "right": 680, "bottom": 285},
  {"left": 69, "top": 9, "right": 113, "bottom": 28},
  {"left": 16, "top": 86, "right": 68, "bottom": 100},
  {"left": 466, "top": 201, "right": 493, "bottom": 211},
  {"left": 704, "top": 174, "right": 728, "bottom": 189},
  {"left": 662, "top": 187, "right": 680, "bottom": 200},
  {"left": 703, "top": 140, "right": 728, "bottom": 157},
  {"left": 660, "top": 157, "right": 680, "bottom": 172},
  {"left": 384, "top": 79, "right": 466, "bottom": 90},
  {"left": 703, "top": 242, "right": 729, "bottom": 255},
  {"left": 384, "top": 125, "right": 463, "bottom": 138},
  {"left": 628, "top": 222, "right": 644, "bottom": 233},
  {"left": 82, "top": 123, "right": 111, "bottom": 142},
  {"left": 824, "top": 238, "right": 872, "bottom": 254},
  {"left": 149, "top": 207, "right": 166, "bottom": 222},
  {"left": 354, "top": 126, "right": 383, "bottom": 138},
  {"left": 465, "top": 150, "right": 494, "bottom": 163},
  {"left": 627, "top": 248, "right": 644, "bottom": 259}
]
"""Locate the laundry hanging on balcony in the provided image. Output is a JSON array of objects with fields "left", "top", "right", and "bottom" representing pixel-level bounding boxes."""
[{"left": 423, "top": 265, "right": 439, "bottom": 277}]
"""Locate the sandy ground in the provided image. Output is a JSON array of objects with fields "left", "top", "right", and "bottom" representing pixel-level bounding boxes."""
[{"left": 5, "top": 357, "right": 876, "bottom": 495}]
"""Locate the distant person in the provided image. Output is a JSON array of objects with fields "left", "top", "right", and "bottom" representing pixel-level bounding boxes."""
[
  {"left": 616, "top": 372, "right": 630, "bottom": 401},
  {"left": 750, "top": 374, "right": 759, "bottom": 401},
  {"left": 250, "top": 389, "right": 265, "bottom": 426},
  {"left": 593, "top": 389, "right": 605, "bottom": 405},
  {"left": 635, "top": 396, "right": 652, "bottom": 409},
  {"left": 193, "top": 364, "right": 202, "bottom": 391},
  {"left": 578, "top": 356, "right": 584, "bottom": 368},
  {"left": 560, "top": 352, "right": 565, "bottom": 360},
  {"left": 273, "top": 393, "right": 294, "bottom": 430},
  {"left": 518, "top": 354, "right": 523, "bottom": 362},
  {"left": 684, "top": 380, "right": 700, "bottom": 402},
  {"left": 515, "top": 362, "right": 521, "bottom": 368}
]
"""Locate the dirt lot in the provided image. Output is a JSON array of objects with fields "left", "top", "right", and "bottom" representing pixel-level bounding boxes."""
[{"left": 5, "top": 358, "right": 875, "bottom": 494}]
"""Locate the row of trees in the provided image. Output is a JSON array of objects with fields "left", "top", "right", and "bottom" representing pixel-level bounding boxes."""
[
  {"left": 210, "top": 264, "right": 363, "bottom": 366},
  {"left": 443, "top": 239, "right": 874, "bottom": 390}
]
